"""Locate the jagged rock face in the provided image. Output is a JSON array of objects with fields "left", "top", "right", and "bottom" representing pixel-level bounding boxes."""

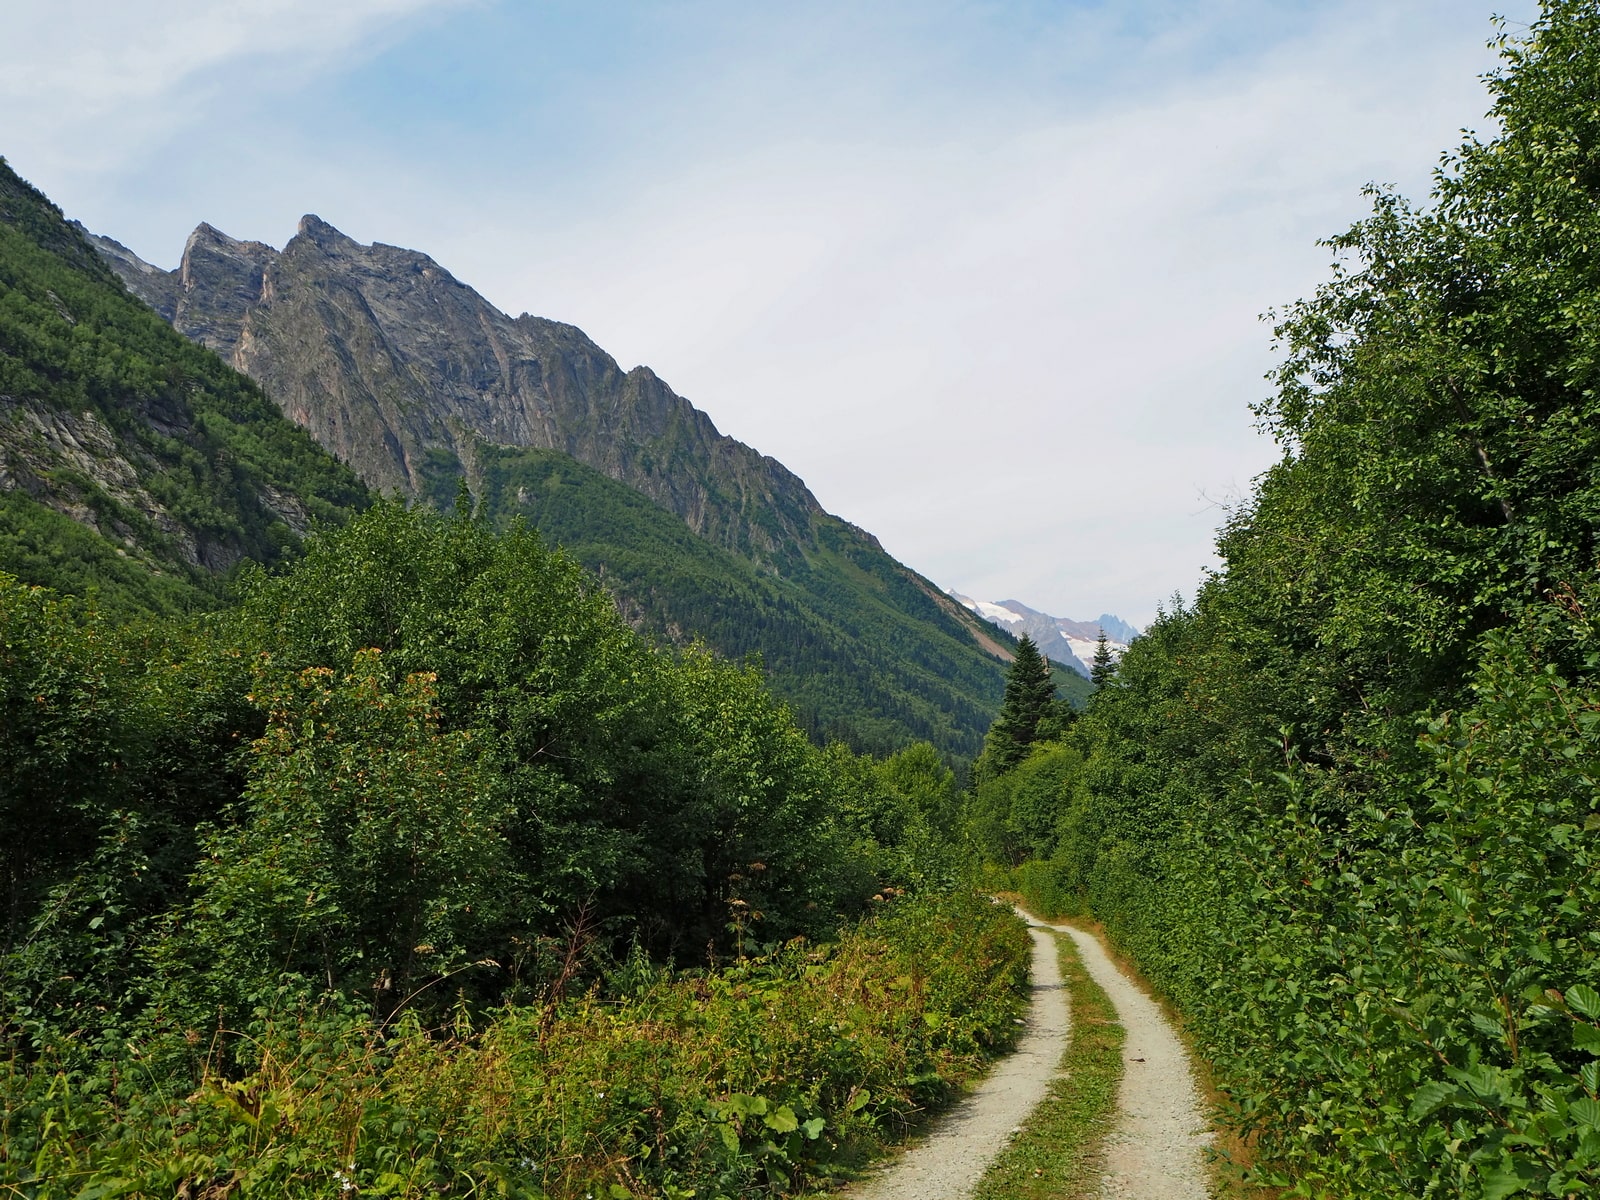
[
  {"left": 0, "top": 398, "right": 205, "bottom": 567},
  {"left": 93, "top": 217, "right": 822, "bottom": 563},
  {"left": 0, "top": 393, "right": 312, "bottom": 575}
]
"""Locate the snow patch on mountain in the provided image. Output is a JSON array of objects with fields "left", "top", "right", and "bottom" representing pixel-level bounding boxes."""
[
  {"left": 969, "top": 599, "right": 1026, "bottom": 627},
  {"left": 947, "top": 590, "right": 1138, "bottom": 679}
]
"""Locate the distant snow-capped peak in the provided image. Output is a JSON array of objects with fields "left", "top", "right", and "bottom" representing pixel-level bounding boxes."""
[{"left": 947, "top": 590, "right": 1137, "bottom": 679}]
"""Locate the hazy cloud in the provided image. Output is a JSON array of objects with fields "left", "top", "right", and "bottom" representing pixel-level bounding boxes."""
[
  {"left": 0, "top": 0, "right": 1537, "bottom": 625},
  {"left": 0, "top": 0, "right": 465, "bottom": 175}
]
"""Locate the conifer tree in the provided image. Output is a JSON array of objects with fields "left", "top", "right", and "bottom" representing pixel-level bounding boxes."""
[
  {"left": 979, "top": 634, "right": 1057, "bottom": 777},
  {"left": 1090, "top": 629, "right": 1115, "bottom": 687}
]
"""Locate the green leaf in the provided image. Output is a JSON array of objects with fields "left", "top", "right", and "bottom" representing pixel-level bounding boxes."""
[
  {"left": 1570, "top": 1097, "right": 1600, "bottom": 1130},
  {"left": 1409, "top": 1080, "right": 1460, "bottom": 1120},
  {"left": 722, "top": 1094, "right": 766, "bottom": 1118},
  {"left": 1479, "top": 1155, "right": 1537, "bottom": 1200},
  {"left": 1574, "top": 1022, "right": 1600, "bottom": 1055},
  {"left": 1567, "top": 984, "right": 1600, "bottom": 1019},
  {"left": 717, "top": 1123, "right": 740, "bottom": 1154},
  {"left": 801, "top": 1117, "right": 825, "bottom": 1140},
  {"left": 763, "top": 1105, "right": 798, "bottom": 1134},
  {"left": 1470, "top": 1012, "right": 1506, "bottom": 1040}
]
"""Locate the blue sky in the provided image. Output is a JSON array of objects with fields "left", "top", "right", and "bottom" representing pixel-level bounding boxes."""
[{"left": 1, "top": 0, "right": 1540, "bottom": 626}]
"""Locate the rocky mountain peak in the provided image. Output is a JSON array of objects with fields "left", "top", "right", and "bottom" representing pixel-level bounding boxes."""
[
  {"left": 169, "top": 223, "right": 279, "bottom": 362},
  {"left": 292, "top": 214, "right": 369, "bottom": 257},
  {"left": 948, "top": 590, "right": 1136, "bottom": 678},
  {"left": 91, "top": 217, "right": 828, "bottom": 563}
]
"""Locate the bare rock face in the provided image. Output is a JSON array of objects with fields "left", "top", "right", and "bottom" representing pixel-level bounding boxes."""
[{"left": 92, "top": 217, "right": 822, "bottom": 564}]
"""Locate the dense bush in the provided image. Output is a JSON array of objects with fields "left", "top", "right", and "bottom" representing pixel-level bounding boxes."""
[
  {"left": 2, "top": 492, "right": 1005, "bottom": 1197},
  {"left": 983, "top": 5, "right": 1600, "bottom": 1196},
  {"left": 1, "top": 890, "right": 1028, "bottom": 1200}
]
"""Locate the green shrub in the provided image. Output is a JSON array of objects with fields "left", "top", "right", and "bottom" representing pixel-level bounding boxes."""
[{"left": 1, "top": 890, "right": 1028, "bottom": 1199}]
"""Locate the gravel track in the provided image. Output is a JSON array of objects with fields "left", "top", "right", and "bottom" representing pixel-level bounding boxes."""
[
  {"left": 845, "top": 924, "right": 1071, "bottom": 1200},
  {"left": 1037, "top": 918, "right": 1213, "bottom": 1199},
  {"left": 845, "top": 913, "right": 1213, "bottom": 1200}
]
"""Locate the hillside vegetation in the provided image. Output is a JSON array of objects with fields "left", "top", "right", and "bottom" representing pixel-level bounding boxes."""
[
  {"left": 472, "top": 443, "right": 1018, "bottom": 754},
  {"left": 975, "top": 5, "right": 1600, "bottom": 1196},
  {"left": 0, "top": 160, "right": 368, "bottom": 619}
]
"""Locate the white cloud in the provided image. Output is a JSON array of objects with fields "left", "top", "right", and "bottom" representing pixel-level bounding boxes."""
[
  {"left": 0, "top": 0, "right": 1536, "bottom": 626},
  {"left": 424, "top": 4, "right": 1519, "bottom": 625},
  {"left": 0, "top": 0, "right": 464, "bottom": 176}
]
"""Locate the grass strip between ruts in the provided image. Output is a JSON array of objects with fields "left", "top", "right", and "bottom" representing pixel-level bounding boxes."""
[{"left": 970, "top": 928, "right": 1123, "bottom": 1200}]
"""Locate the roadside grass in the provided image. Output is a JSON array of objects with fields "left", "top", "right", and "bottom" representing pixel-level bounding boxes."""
[{"left": 970, "top": 928, "right": 1122, "bottom": 1200}]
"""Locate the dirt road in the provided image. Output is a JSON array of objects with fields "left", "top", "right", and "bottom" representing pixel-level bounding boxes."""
[
  {"left": 1044, "top": 919, "right": 1212, "bottom": 1199},
  {"left": 847, "top": 911, "right": 1213, "bottom": 1199}
]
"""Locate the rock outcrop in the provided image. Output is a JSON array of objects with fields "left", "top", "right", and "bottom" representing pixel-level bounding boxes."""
[{"left": 91, "top": 217, "right": 823, "bottom": 565}]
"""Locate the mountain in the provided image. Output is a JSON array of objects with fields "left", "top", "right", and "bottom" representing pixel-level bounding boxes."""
[
  {"left": 81, "top": 212, "right": 1016, "bottom": 756},
  {"left": 84, "top": 218, "right": 826, "bottom": 563},
  {"left": 0, "top": 159, "right": 369, "bottom": 619},
  {"left": 947, "top": 592, "right": 1136, "bottom": 678}
]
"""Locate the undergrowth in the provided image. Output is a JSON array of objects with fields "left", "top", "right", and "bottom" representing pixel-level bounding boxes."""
[{"left": 1, "top": 890, "right": 1028, "bottom": 1200}]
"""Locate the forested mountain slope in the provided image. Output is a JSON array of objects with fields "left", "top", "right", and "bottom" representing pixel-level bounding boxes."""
[
  {"left": 88, "top": 215, "right": 1013, "bottom": 754},
  {"left": 0, "top": 160, "right": 369, "bottom": 617},
  {"left": 465, "top": 443, "right": 1012, "bottom": 752}
]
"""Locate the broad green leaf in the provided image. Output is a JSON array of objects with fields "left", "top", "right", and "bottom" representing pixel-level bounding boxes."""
[
  {"left": 1566, "top": 984, "right": 1600, "bottom": 1019},
  {"left": 763, "top": 1105, "right": 798, "bottom": 1134},
  {"left": 722, "top": 1094, "right": 766, "bottom": 1118},
  {"left": 1573, "top": 1022, "right": 1600, "bottom": 1055},
  {"left": 1479, "top": 1155, "right": 1537, "bottom": 1200},
  {"left": 1409, "top": 1080, "right": 1460, "bottom": 1121}
]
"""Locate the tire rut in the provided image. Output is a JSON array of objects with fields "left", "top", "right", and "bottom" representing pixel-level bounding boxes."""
[
  {"left": 1032, "top": 917, "right": 1212, "bottom": 1199},
  {"left": 845, "top": 924, "right": 1071, "bottom": 1200}
]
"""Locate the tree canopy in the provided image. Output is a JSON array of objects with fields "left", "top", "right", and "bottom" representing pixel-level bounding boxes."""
[{"left": 977, "top": 634, "right": 1058, "bottom": 777}]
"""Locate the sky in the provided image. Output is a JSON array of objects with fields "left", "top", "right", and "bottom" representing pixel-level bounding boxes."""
[{"left": 0, "top": 0, "right": 1542, "bottom": 628}]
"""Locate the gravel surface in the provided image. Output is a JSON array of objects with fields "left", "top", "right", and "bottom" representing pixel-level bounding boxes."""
[
  {"left": 1043, "top": 920, "right": 1213, "bottom": 1200},
  {"left": 845, "top": 923, "right": 1071, "bottom": 1200}
]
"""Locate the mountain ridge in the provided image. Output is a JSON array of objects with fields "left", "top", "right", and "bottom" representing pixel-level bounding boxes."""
[
  {"left": 84, "top": 215, "right": 830, "bottom": 564},
  {"left": 79, "top": 207, "right": 1019, "bottom": 754},
  {"left": 947, "top": 591, "right": 1135, "bottom": 677}
]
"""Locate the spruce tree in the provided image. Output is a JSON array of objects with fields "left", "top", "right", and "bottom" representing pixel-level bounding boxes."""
[
  {"left": 1090, "top": 630, "right": 1116, "bottom": 687},
  {"left": 980, "top": 634, "right": 1057, "bottom": 776}
]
